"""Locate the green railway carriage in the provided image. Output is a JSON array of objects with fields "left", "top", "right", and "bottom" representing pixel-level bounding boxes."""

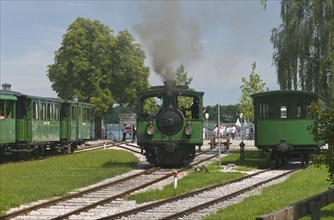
[
  {"left": 21, "top": 95, "right": 62, "bottom": 143},
  {"left": 251, "top": 90, "right": 324, "bottom": 166},
  {"left": 0, "top": 91, "right": 18, "bottom": 154},
  {"left": 0, "top": 87, "right": 94, "bottom": 161},
  {"left": 12, "top": 94, "right": 63, "bottom": 156},
  {"left": 136, "top": 81, "right": 204, "bottom": 166},
  {"left": 60, "top": 101, "right": 93, "bottom": 148}
]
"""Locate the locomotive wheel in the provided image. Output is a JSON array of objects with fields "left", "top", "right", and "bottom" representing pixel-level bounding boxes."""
[{"left": 19, "top": 151, "right": 30, "bottom": 160}]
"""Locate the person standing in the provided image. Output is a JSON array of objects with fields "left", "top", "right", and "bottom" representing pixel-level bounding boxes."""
[
  {"left": 122, "top": 124, "right": 127, "bottom": 141},
  {"left": 132, "top": 125, "right": 136, "bottom": 142}
]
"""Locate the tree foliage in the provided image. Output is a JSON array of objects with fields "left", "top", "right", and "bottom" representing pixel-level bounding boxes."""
[
  {"left": 271, "top": 0, "right": 334, "bottom": 105},
  {"left": 309, "top": 102, "right": 334, "bottom": 185},
  {"left": 47, "top": 17, "right": 150, "bottom": 138},
  {"left": 174, "top": 63, "right": 194, "bottom": 108},
  {"left": 47, "top": 18, "right": 150, "bottom": 114},
  {"left": 175, "top": 63, "right": 193, "bottom": 86},
  {"left": 111, "top": 30, "right": 150, "bottom": 106},
  {"left": 239, "top": 62, "right": 267, "bottom": 122},
  {"left": 205, "top": 104, "right": 240, "bottom": 124},
  {"left": 47, "top": 18, "right": 116, "bottom": 111}
]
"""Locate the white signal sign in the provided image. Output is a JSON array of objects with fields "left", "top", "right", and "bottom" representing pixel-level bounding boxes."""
[{"left": 119, "top": 114, "right": 136, "bottom": 124}]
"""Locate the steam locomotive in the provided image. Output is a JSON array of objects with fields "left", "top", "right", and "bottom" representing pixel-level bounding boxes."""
[{"left": 136, "top": 81, "right": 204, "bottom": 166}]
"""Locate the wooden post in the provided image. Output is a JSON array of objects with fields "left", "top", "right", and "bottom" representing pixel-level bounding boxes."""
[{"left": 310, "top": 200, "right": 320, "bottom": 220}]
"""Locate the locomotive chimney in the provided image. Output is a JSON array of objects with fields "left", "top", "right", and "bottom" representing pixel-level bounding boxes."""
[
  {"left": 2, "top": 83, "right": 12, "bottom": 91},
  {"left": 164, "top": 80, "right": 176, "bottom": 108},
  {"left": 164, "top": 80, "right": 176, "bottom": 96}
]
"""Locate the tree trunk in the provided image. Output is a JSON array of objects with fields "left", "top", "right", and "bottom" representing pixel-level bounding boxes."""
[{"left": 95, "top": 115, "right": 103, "bottom": 139}]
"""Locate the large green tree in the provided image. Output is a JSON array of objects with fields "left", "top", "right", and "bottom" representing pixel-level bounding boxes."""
[
  {"left": 271, "top": 0, "right": 334, "bottom": 105},
  {"left": 239, "top": 62, "right": 267, "bottom": 122},
  {"left": 47, "top": 17, "right": 149, "bottom": 138}
]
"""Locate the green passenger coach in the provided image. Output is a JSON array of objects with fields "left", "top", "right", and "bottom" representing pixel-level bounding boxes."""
[
  {"left": 251, "top": 90, "right": 324, "bottom": 167},
  {"left": 0, "top": 87, "right": 94, "bottom": 161},
  {"left": 60, "top": 101, "right": 93, "bottom": 150}
]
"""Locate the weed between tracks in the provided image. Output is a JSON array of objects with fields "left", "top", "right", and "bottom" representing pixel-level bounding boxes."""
[{"left": 0, "top": 150, "right": 139, "bottom": 215}]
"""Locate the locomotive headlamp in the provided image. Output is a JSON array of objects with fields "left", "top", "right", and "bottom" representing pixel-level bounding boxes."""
[
  {"left": 185, "top": 120, "right": 193, "bottom": 135},
  {"left": 147, "top": 121, "right": 155, "bottom": 135}
]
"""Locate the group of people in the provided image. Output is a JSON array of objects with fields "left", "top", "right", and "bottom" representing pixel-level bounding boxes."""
[{"left": 213, "top": 124, "right": 238, "bottom": 139}]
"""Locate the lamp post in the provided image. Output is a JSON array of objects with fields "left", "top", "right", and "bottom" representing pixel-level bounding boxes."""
[
  {"left": 73, "top": 95, "right": 78, "bottom": 102},
  {"left": 205, "top": 113, "right": 209, "bottom": 140},
  {"left": 240, "top": 113, "right": 244, "bottom": 141},
  {"left": 218, "top": 104, "right": 221, "bottom": 166}
]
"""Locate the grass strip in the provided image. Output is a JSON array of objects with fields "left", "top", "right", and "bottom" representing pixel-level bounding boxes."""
[{"left": 0, "top": 150, "right": 139, "bottom": 214}]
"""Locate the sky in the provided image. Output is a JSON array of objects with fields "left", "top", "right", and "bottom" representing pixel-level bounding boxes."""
[{"left": 1, "top": 0, "right": 282, "bottom": 106}]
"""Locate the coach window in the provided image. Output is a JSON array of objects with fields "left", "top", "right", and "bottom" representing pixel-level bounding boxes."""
[
  {"left": 42, "top": 103, "right": 46, "bottom": 121},
  {"left": 72, "top": 106, "right": 77, "bottom": 122},
  {"left": 5, "top": 100, "right": 14, "bottom": 119},
  {"left": 259, "top": 102, "right": 273, "bottom": 118},
  {"left": 33, "top": 102, "right": 39, "bottom": 120},
  {"left": 297, "top": 106, "right": 302, "bottom": 118},
  {"left": 306, "top": 104, "right": 312, "bottom": 118},
  {"left": 87, "top": 108, "right": 91, "bottom": 122},
  {"left": 55, "top": 104, "right": 59, "bottom": 121},
  {"left": 47, "top": 103, "right": 51, "bottom": 121},
  {"left": 0, "top": 101, "right": 5, "bottom": 119},
  {"left": 280, "top": 106, "right": 287, "bottom": 119}
]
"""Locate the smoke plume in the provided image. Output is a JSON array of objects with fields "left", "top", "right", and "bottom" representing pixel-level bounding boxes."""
[{"left": 134, "top": 2, "right": 203, "bottom": 82}]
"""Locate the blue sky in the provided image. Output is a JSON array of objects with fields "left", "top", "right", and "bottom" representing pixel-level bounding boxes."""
[{"left": 1, "top": 0, "right": 281, "bottom": 106}]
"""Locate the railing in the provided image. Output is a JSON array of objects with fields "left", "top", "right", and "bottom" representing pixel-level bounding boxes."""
[{"left": 256, "top": 189, "right": 334, "bottom": 220}]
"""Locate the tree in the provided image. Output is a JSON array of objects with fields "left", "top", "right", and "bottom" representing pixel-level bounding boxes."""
[
  {"left": 204, "top": 104, "right": 240, "bottom": 123},
  {"left": 239, "top": 62, "right": 267, "bottom": 122},
  {"left": 175, "top": 63, "right": 193, "bottom": 86},
  {"left": 174, "top": 63, "right": 194, "bottom": 108},
  {"left": 271, "top": 0, "right": 334, "bottom": 105},
  {"left": 47, "top": 17, "right": 150, "bottom": 138},
  {"left": 111, "top": 30, "right": 150, "bottom": 106},
  {"left": 309, "top": 102, "right": 334, "bottom": 185}
]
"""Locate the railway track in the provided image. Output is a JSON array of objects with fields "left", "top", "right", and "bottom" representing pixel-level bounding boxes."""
[
  {"left": 98, "top": 165, "right": 300, "bottom": 220},
  {"left": 1, "top": 144, "right": 219, "bottom": 220}
]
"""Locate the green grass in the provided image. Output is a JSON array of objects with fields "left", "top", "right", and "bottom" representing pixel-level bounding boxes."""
[
  {"left": 0, "top": 150, "right": 139, "bottom": 214},
  {"left": 128, "top": 171, "right": 245, "bottom": 203},
  {"left": 128, "top": 148, "right": 271, "bottom": 203}
]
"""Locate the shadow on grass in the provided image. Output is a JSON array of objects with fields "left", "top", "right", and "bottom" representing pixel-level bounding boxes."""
[
  {"left": 222, "top": 150, "right": 272, "bottom": 169},
  {"left": 321, "top": 209, "right": 334, "bottom": 218}
]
